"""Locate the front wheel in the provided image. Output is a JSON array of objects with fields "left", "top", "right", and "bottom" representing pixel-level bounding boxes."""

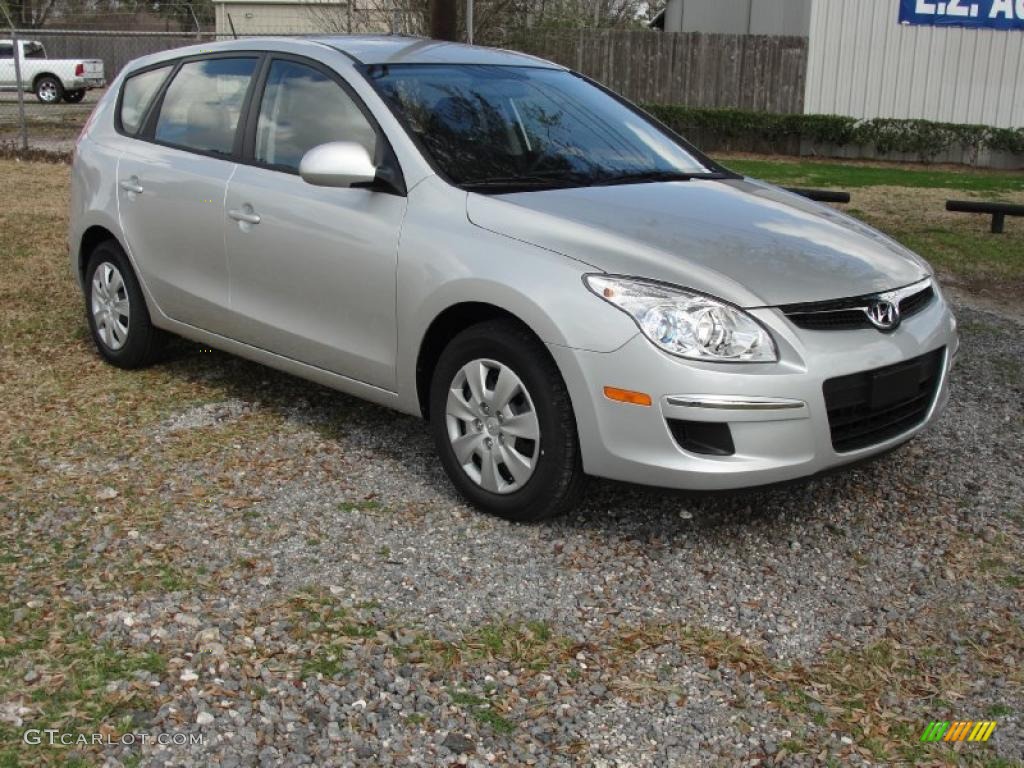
[
  {"left": 63, "top": 88, "right": 86, "bottom": 103},
  {"left": 429, "top": 319, "right": 586, "bottom": 521},
  {"left": 35, "top": 75, "right": 63, "bottom": 104}
]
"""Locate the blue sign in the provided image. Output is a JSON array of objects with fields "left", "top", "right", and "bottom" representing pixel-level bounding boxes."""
[{"left": 899, "top": 0, "right": 1024, "bottom": 29}]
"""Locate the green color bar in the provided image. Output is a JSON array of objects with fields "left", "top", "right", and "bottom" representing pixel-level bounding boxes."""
[{"left": 921, "top": 721, "right": 950, "bottom": 742}]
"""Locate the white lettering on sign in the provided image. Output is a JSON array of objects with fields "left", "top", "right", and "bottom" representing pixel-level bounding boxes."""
[
  {"left": 989, "top": 0, "right": 1012, "bottom": 17},
  {"left": 916, "top": 0, "right": 937, "bottom": 12}
]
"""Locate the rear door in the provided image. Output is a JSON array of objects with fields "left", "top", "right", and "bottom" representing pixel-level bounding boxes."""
[
  {"left": 116, "top": 55, "right": 259, "bottom": 331},
  {"left": 222, "top": 56, "right": 407, "bottom": 388}
]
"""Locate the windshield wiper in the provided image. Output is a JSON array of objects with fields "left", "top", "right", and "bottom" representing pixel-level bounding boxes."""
[
  {"left": 590, "top": 170, "right": 731, "bottom": 187},
  {"left": 460, "top": 169, "right": 731, "bottom": 193},
  {"left": 460, "top": 174, "right": 591, "bottom": 192}
]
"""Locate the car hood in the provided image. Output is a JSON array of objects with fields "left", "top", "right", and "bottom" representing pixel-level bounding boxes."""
[{"left": 465, "top": 177, "right": 930, "bottom": 307}]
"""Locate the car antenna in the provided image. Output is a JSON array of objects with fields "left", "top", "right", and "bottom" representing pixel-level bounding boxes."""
[{"left": 226, "top": 13, "right": 238, "bottom": 40}]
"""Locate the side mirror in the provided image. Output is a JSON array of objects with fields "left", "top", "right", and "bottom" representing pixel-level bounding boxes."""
[{"left": 299, "top": 142, "right": 377, "bottom": 188}]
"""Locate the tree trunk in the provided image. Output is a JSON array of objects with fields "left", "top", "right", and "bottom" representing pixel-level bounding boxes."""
[{"left": 429, "top": 0, "right": 457, "bottom": 40}]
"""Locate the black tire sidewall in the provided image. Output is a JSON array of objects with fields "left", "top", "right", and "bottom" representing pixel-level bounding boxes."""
[
  {"left": 63, "top": 89, "right": 86, "bottom": 103},
  {"left": 84, "top": 242, "right": 157, "bottom": 368},
  {"left": 429, "top": 323, "right": 580, "bottom": 521}
]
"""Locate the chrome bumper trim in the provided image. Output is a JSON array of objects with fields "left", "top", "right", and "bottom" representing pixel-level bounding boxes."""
[{"left": 665, "top": 395, "right": 806, "bottom": 411}]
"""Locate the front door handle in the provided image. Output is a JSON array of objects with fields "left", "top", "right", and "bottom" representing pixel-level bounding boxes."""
[
  {"left": 119, "top": 177, "right": 143, "bottom": 194},
  {"left": 228, "top": 208, "right": 261, "bottom": 225}
]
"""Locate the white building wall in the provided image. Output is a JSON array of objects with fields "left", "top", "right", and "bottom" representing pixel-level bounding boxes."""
[
  {"left": 805, "top": 0, "right": 1024, "bottom": 127},
  {"left": 215, "top": 1, "right": 376, "bottom": 36},
  {"left": 660, "top": 0, "right": 812, "bottom": 35}
]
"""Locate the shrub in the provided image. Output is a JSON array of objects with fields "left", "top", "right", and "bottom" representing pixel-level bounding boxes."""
[{"left": 642, "top": 105, "right": 1024, "bottom": 159}]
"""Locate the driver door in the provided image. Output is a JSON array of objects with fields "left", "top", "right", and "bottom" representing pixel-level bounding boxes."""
[{"left": 223, "top": 57, "right": 406, "bottom": 390}]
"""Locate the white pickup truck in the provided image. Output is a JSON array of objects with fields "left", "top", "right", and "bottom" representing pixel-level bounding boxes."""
[{"left": 0, "top": 39, "right": 105, "bottom": 104}]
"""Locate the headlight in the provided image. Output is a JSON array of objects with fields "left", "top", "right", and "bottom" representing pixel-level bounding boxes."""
[{"left": 584, "top": 275, "right": 778, "bottom": 363}]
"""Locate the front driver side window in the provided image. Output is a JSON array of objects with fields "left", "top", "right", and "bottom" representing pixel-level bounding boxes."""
[{"left": 255, "top": 59, "right": 377, "bottom": 173}]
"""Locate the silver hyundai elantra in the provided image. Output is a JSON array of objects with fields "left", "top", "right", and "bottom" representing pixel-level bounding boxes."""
[{"left": 69, "top": 35, "right": 958, "bottom": 520}]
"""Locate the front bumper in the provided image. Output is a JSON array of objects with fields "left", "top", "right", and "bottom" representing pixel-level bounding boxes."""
[{"left": 548, "top": 290, "right": 958, "bottom": 490}]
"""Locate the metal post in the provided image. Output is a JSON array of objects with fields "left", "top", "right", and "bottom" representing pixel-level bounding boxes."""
[
  {"left": 466, "top": 0, "right": 473, "bottom": 44},
  {"left": 10, "top": 27, "right": 29, "bottom": 151}
]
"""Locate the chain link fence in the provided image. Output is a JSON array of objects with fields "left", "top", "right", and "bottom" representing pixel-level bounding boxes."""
[
  {"left": 0, "top": 0, "right": 645, "bottom": 152},
  {"left": 0, "top": 4, "right": 428, "bottom": 151}
]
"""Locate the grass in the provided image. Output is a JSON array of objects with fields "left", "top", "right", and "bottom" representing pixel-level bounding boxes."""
[
  {"left": 447, "top": 689, "right": 518, "bottom": 734},
  {"left": 714, "top": 154, "right": 1024, "bottom": 294},
  {"left": 718, "top": 154, "right": 1024, "bottom": 194}
]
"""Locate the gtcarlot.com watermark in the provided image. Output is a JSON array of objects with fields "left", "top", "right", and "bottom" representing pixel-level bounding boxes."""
[{"left": 23, "top": 729, "right": 204, "bottom": 747}]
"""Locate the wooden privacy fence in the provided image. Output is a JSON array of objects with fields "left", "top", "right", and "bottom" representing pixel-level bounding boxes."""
[{"left": 507, "top": 30, "right": 808, "bottom": 114}]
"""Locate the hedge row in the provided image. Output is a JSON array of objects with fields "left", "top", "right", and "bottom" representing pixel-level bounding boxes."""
[{"left": 643, "top": 105, "right": 1024, "bottom": 158}]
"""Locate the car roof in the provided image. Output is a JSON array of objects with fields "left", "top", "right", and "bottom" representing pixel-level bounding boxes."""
[
  {"left": 122, "top": 35, "right": 563, "bottom": 76},
  {"left": 310, "top": 35, "right": 561, "bottom": 67}
]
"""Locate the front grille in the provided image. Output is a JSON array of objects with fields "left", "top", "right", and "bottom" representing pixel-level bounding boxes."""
[
  {"left": 782, "top": 283, "right": 935, "bottom": 331},
  {"left": 898, "top": 284, "right": 935, "bottom": 317},
  {"left": 823, "top": 348, "right": 944, "bottom": 452}
]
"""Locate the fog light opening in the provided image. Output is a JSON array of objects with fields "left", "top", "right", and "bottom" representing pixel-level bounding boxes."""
[{"left": 667, "top": 419, "right": 735, "bottom": 456}]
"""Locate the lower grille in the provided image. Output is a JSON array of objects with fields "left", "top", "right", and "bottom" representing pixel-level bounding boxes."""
[{"left": 823, "top": 348, "right": 944, "bottom": 452}]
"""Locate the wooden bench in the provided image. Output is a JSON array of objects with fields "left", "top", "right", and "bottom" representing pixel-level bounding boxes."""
[
  {"left": 946, "top": 200, "right": 1024, "bottom": 234},
  {"left": 785, "top": 187, "right": 851, "bottom": 204}
]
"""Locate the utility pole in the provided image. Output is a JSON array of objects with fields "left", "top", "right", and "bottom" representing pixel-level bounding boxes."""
[
  {"left": 429, "top": 0, "right": 457, "bottom": 40},
  {"left": 2, "top": 5, "right": 29, "bottom": 150},
  {"left": 466, "top": 0, "right": 473, "bottom": 44}
]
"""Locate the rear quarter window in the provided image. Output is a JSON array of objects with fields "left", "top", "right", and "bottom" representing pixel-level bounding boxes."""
[{"left": 120, "top": 65, "right": 173, "bottom": 135}]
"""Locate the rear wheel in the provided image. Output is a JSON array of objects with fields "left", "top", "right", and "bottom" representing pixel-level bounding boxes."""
[
  {"left": 63, "top": 88, "right": 86, "bottom": 103},
  {"left": 35, "top": 75, "right": 63, "bottom": 104},
  {"left": 84, "top": 240, "right": 165, "bottom": 369},
  {"left": 429, "top": 319, "right": 585, "bottom": 521}
]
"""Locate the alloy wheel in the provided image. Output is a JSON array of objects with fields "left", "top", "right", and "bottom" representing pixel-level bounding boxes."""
[{"left": 38, "top": 80, "right": 58, "bottom": 102}]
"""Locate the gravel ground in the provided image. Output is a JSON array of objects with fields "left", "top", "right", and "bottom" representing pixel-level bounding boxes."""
[{"left": 5, "top": 301, "right": 1018, "bottom": 767}]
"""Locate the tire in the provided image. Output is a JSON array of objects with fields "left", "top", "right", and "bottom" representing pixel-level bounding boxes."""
[
  {"left": 429, "top": 319, "right": 586, "bottom": 521},
  {"left": 34, "top": 75, "right": 63, "bottom": 104},
  {"left": 84, "top": 240, "right": 165, "bottom": 369},
  {"left": 63, "top": 88, "right": 86, "bottom": 103}
]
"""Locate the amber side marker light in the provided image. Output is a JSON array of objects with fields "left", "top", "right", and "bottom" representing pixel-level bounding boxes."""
[{"left": 603, "top": 387, "right": 653, "bottom": 407}]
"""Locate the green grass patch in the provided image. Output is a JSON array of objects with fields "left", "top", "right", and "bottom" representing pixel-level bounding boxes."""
[
  {"left": 895, "top": 229, "right": 1024, "bottom": 282},
  {"left": 717, "top": 156, "right": 1024, "bottom": 195},
  {"left": 447, "top": 688, "right": 517, "bottom": 734}
]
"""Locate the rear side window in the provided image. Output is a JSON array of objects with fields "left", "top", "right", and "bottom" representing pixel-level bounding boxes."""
[
  {"left": 23, "top": 42, "right": 45, "bottom": 59},
  {"left": 254, "top": 59, "right": 377, "bottom": 173},
  {"left": 120, "top": 65, "right": 172, "bottom": 135},
  {"left": 154, "top": 57, "right": 257, "bottom": 156},
  {"left": 0, "top": 45, "right": 12, "bottom": 58}
]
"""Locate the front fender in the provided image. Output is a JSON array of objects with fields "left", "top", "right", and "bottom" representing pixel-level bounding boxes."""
[{"left": 393, "top": 177, "right": 638, "bottom": 412}]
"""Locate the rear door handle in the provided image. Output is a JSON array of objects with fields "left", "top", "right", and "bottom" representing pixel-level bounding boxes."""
[
  {"left": 228, "top": 208, "right": 261, "bottom": 225},
  {"left": 119, "top": 178, "right": 143, "bottom": 194}
]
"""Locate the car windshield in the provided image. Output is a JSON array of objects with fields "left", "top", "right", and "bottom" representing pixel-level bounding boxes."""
[{"left": 366, "top": 64, "right": 715, "bottom": 191}]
